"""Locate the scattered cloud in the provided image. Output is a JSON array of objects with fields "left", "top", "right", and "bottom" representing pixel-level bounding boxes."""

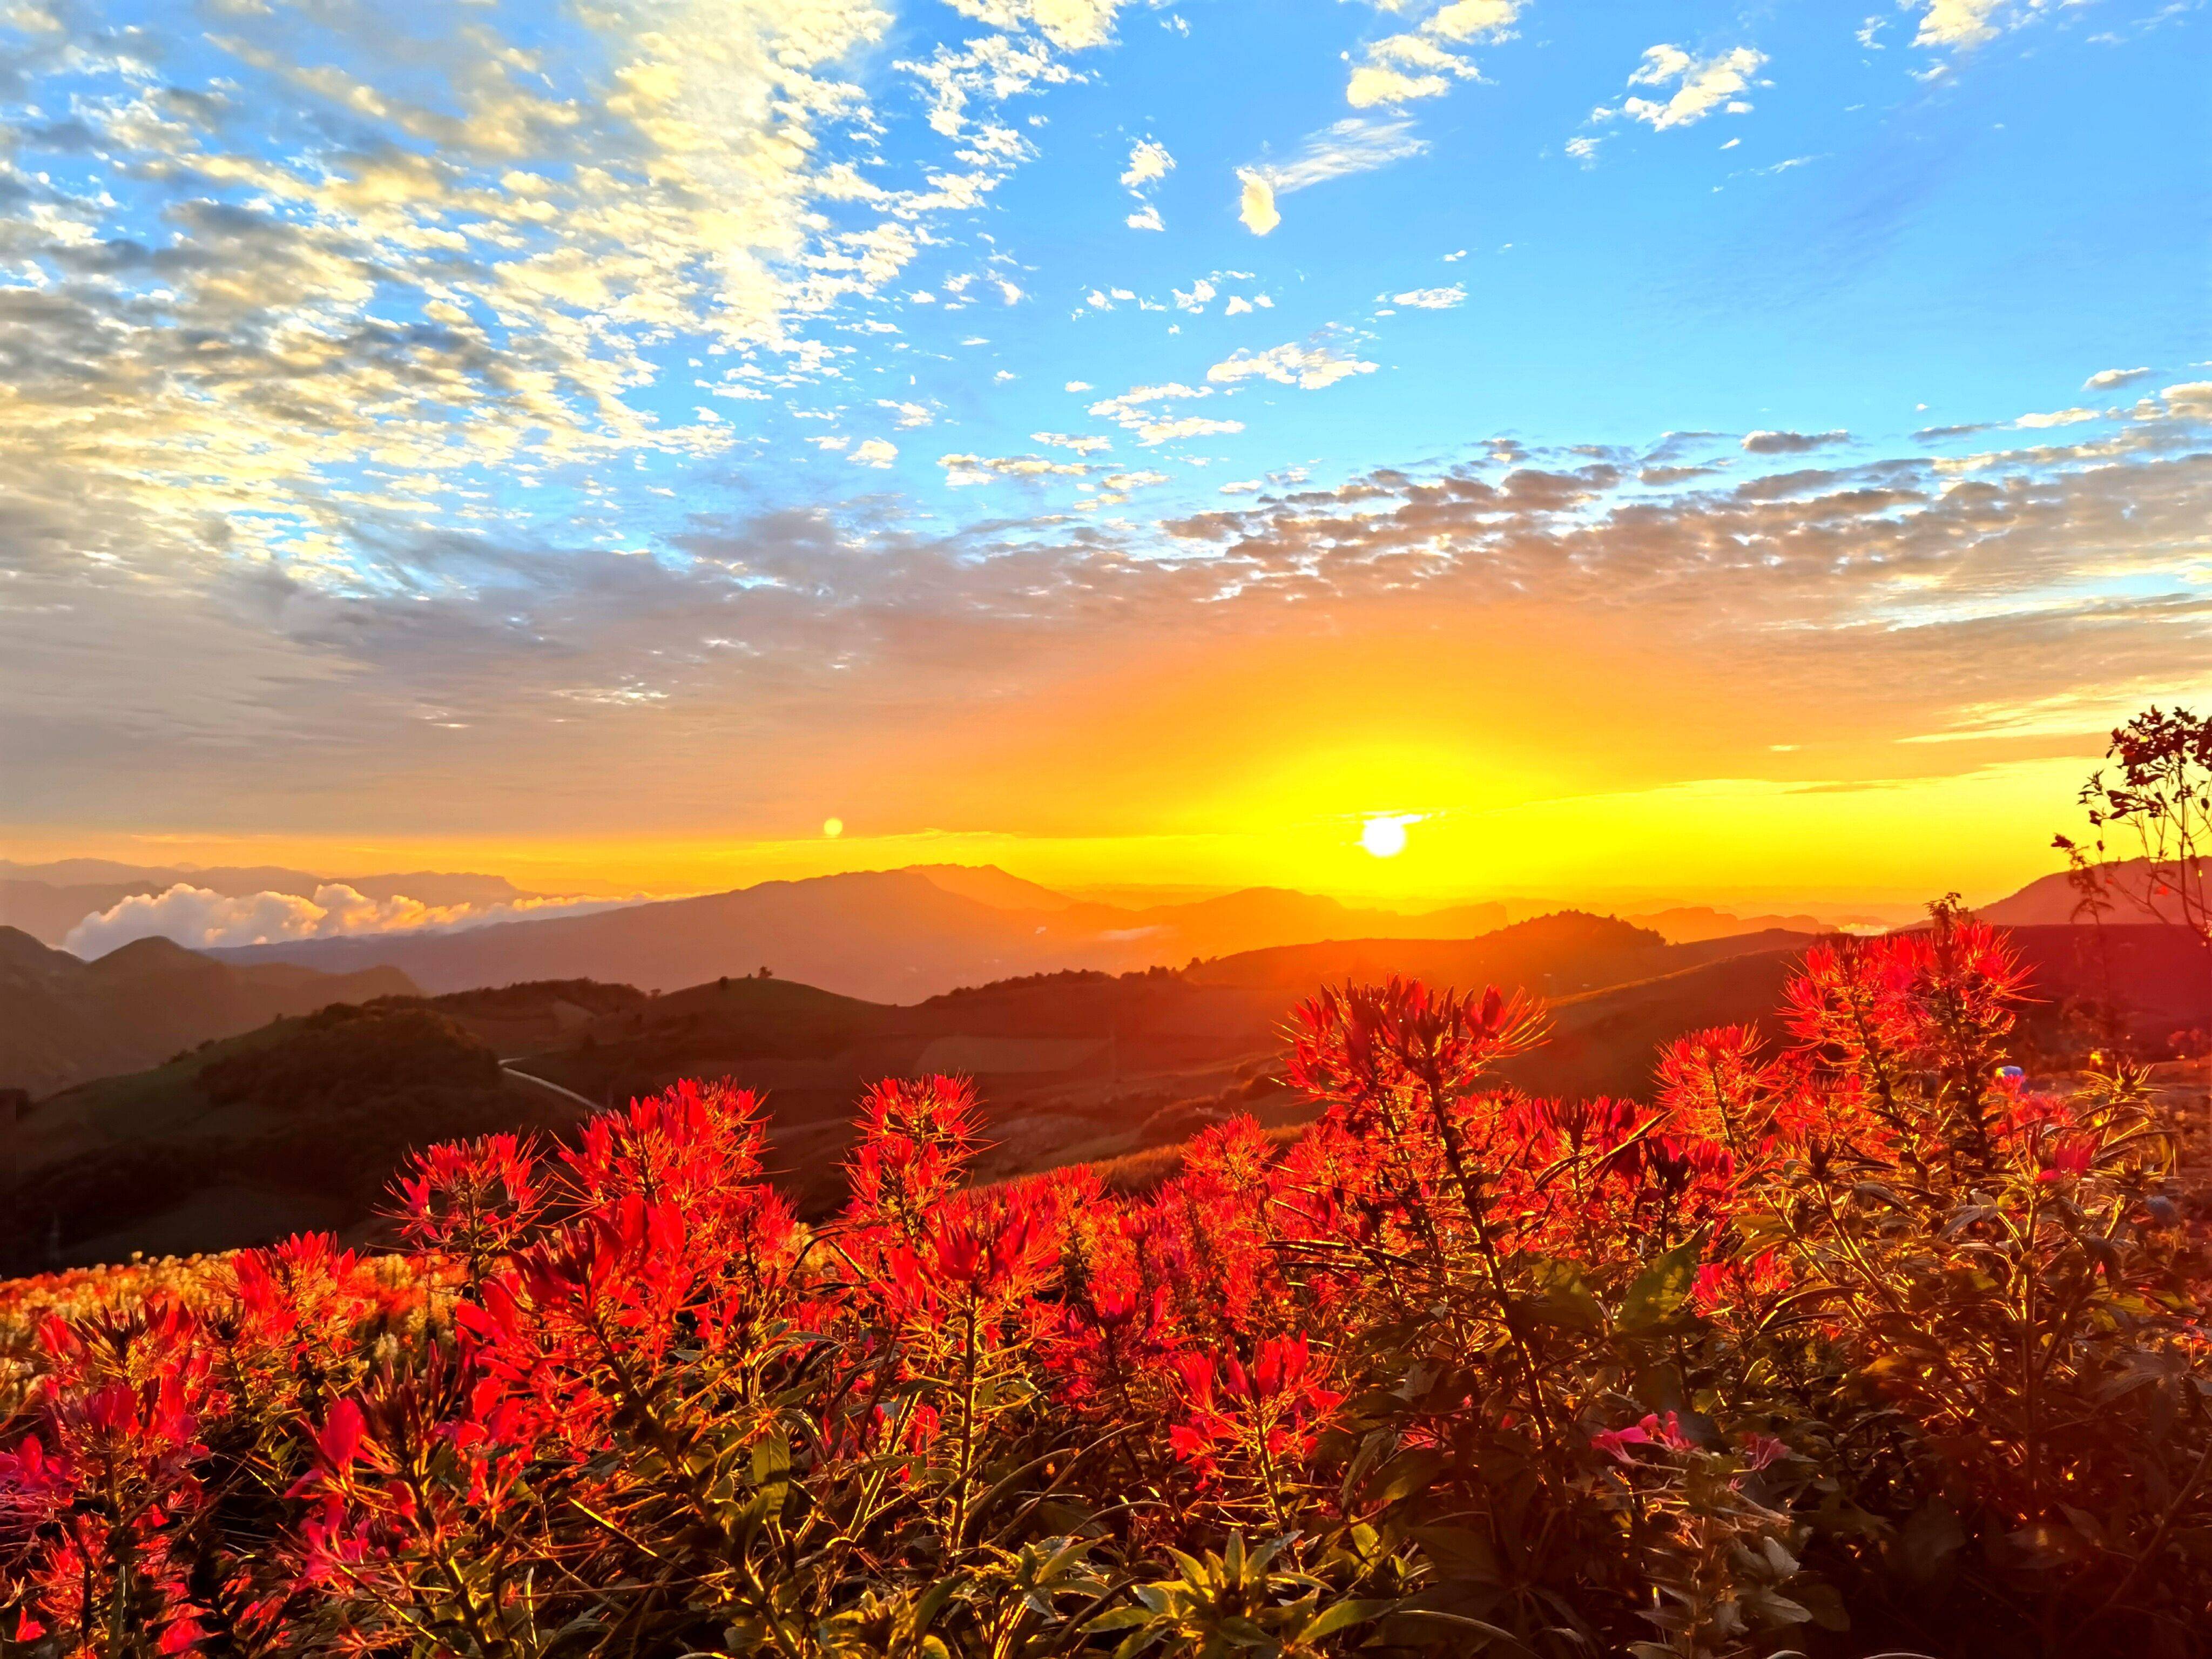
[
  {"left": 1391, "top": 285, "right": 1467, "bottom": 309},
  {"left": 1088, "top": 382, "right": 1247, "bottom": 445},
  {"left": 1743, "top": 429, "right": 1851, "bottom": 455},
  {"left": 1121, "top": 138, "right": 1175, "bottom": 189},
  {"left": 939, "top": 451, "right": 1091, "bottom": 485},
  {"left": 1208, "top": 341, "right": 1379, "bottom": 390},
  {"left": 2015, "top": 407, "right": 2099, "bottom": 429},
  {"left": 851, "top": 438, "right": 901, "bottom": 467},
  {"left": 1121, "top": 136, "right": 1174, "bottom": 230},
  {"left": 2087, "top": 367, "right": 2153, "bottom": 390},
  {"left": 1347, "top": 0, "right": 1521, "bottom": 107},
  {"left": 1597, "top": 44, "right": 1768, "bottom": 130}
]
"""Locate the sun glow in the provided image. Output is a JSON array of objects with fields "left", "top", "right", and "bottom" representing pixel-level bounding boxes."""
[{"left": 1359, "top": 814, "right": 1412, "bottom": 859}]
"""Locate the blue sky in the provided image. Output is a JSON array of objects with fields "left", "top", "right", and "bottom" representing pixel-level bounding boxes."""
[{"left": 1, "top": 0, "right": 2208, "bottom": 905}]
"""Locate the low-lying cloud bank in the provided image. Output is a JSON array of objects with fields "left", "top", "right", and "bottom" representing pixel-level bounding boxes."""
[{"left": 65, "top": 885, "right": 638, "bottom": 959}]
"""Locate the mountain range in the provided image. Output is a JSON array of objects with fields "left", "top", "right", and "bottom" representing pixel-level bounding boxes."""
[{"left": 0, "top": 927, "right": 416, "bottom": 1098}]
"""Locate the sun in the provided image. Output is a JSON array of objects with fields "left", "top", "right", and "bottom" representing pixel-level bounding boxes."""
[
  {"left": 822, "top": 817, "right": 844, "bottom": 839},
  {"left": 1359, "top": 815, "right": 1411, "bottom": 859}
]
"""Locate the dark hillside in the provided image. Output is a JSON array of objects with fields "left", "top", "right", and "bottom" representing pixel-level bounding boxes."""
[{"left": 0, "top": 928, "right": 419, "bottom": 1097}]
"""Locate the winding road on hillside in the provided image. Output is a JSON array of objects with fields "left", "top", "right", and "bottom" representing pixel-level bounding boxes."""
[{"left": 500, "top": 1062, "right": 601, "bottom": 1114}]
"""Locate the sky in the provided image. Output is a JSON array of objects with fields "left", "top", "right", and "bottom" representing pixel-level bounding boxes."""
[{"left": 0, "top": 0, "right": 2207, "bottom": 912}]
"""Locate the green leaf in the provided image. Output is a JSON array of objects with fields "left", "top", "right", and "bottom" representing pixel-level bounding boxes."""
[
  {"left": 1617, "top": 1240, "right": 1702, "bottom": 1333},
  {"left": 1524, "top": 1256, "right": 1604, "bottom": 1331},
  {"left": 1363, "top": 1447, "right": 1446, "bottom": 1509},
  {"left": 1296, "top": 1597, "right": 1393, "bottom": 1645}
]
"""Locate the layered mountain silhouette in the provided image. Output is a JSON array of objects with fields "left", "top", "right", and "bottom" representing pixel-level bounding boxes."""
[
  {"left": 0, "top": 927, "right": 417, "bottom": 1097},
  {"left": 200, "top": 867, "right": 1522, "bottom": 1002}
]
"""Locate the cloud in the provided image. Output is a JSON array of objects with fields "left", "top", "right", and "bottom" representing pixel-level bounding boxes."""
[
  {"left": 1121, "top": 136, "right": 1172, "bottom": 229},
  {"left": 851, "top": 438, "right": 900, "bottom": 467},
  {"left": 939, "top": 451, "right": 1091, "bottom": 485},
  {"left": 1346, "top": 0, "right": 1520, "bottom": 106},
  {"left": 1914, "top": 0, "right": 2005, "bottom": 47},
  {"left": 2015, "top": 407, "right": 2098, "bottom": 429},
  {"left": 1238, "top": 171, "right": 1282, "bottom": 235},
  {"left": 1121, "top": 138, "right": 1175, "bottom": 189},
  {"left": 1598, "top": 44, "right": 1768, "bottom": 130},
  {"left": 1032, "top": 431, "right": 1114, "bottom": 454},
  {"left": 1086, "top": 382, "right": 1246, "bottom": 445},
  {"left": 879, "top": 400, "right": 936, "bottom": 428},
  {"left": 1390, "top": 285, "right": 1466, "bottom": 309},
  {"left": 2087, "top": 367, "right": 2153, "bottom": 390},
  {"left": 1743, "top": 429, "right": 1850, "bottom": 455},
  {"left": 1233, "top": 114, "right": 1432, "bottom": 234},
  {"left": 65, "top": 884, "right": 625, "bottom": 956},
  {"left": 946, "top": 0, "right": 1128, "bottom": 51},
  {"left": 1565, "top": 136, "right": 1603, "bottom": 166},
  {"left": 1208, "top": 341, "right": 1379, "bottom": 390}
]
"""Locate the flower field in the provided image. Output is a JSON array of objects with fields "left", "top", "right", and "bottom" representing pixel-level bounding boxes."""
[{"left": 2, "top": 908, "right": 2206, "bottom": 1657}]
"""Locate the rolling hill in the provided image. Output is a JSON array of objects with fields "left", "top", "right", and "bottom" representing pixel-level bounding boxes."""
[
  {"left": 2, "top": 993, "right": 598, "bottom": 1274},
  {"left": 0, "top": 928, "right": 420, "bottom": 1097}
]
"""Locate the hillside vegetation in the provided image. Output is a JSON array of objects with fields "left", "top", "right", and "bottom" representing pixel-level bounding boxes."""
[{"left": 1, "top": 913, "right": 2207, "bottom": 1656}]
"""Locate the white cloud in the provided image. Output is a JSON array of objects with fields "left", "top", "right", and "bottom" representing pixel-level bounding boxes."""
[
  {"left": 851, "top": 437, "right": 900, "bottom": 467},
  {"left": 1127, "top": 203, "right": 1166, "bottom": 231},
  {"left": 878, "top": 399, "right": 935, "bottom": 427},
  {"left": 1392, "top": 284, "right": 1466, "bottom": 309},
  {"left": 1224, "top": 295, "right": 1254, "bottom": 315},
  {"left": 1033, "top": 431, "right": 1114, "bottom": 454},
  {"left": 1219, "top": 479, "right": 1262, "bottom": 494},
  {"left": 1345, "top": 1, "right": 1520, "bottom": 106},
  {"left": 1065, "top": 380, "right": 1095, "bottom": 392},
  {"left": 1233, "top": 111, "right": 1436, "bottom": 234},
  {"left": 1208, "top": 341, "right": 1379, "bottom": 390},
  {"left": 2015, "top": 407, "right": 2098, "bottom": 429},
  {"left": 1565, "top": 136, "right": 1602, "bottom": 165},
  {"left": 1914, "top": 0, "right": 2004, "bottom": 47},
  {"left": 1174, "top": 279, "right": 1217, "bottom": 312},
  {"left": 2086, "top": 367, "right": 2152, "bottom": 390},
  {"left": 1130, "top": 416, "right": 1243, "bottom": 445},
  {"left": 1348, "top": 61, "right": 1462, "bottom": 108},
  {"left": 1598, "top": 44, "right": 1768, "bottom": 130},
  {"left": 66, "top": 884, "right": 624, "bottom": 956},
  {"left": 939, "top": 451, "right": 1090, "bottom": 485},
  {"left": 1245, "top": 116, "right": 1432, "bottom": 197},
  {"left": 1237, "top": 171, "right": 1282, "bottom": 235},
  {"left": 945, "top": 0, "right": 1128, "bottom": 51},
  {"left": 1121, "top": 137, "right": 1175, "bottom": 189}
]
